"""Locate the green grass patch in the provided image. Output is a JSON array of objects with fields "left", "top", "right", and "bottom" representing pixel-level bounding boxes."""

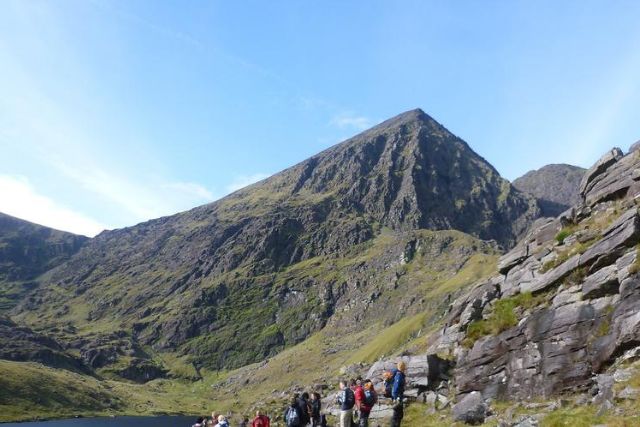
[
  {"left": 348, "top": 313, "right": 428, "bottom": 364},
  {"left": 463, "top": 292, "right": 546, "bottom": 348},
  {"left": 555, "top": 225, "right": 577, "bottom": 245}
]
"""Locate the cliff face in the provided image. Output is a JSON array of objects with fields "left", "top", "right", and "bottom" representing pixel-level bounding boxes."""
[
  {"left": 429, "top": 146, "right": 640, "bottom": 405},
  {"left": 8, "top": 109, "right": 539, "bottom": 372},
  {"left": 0, "top": 213, "right": 87, "bottom": 312},
  {"left": 513, "top": 163, "right": 585, "bottom": 217}
]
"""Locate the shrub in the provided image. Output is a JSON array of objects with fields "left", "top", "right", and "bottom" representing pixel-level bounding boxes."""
[{"left": 555, "top": 229, "right": 572, "bottom": 245}]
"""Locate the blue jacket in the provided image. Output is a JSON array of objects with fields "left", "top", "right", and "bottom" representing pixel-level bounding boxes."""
[{"left": 391, "top": 369, "right": 406, "bottom": 400}]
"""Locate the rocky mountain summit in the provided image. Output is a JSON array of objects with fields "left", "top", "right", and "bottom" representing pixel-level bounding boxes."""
[{"left": 512, "top": 163, "right": 585, "bottom": 217}]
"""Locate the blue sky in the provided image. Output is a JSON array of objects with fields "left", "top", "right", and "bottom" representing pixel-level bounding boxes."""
[{"left": 1, "top": 0, "right": 640, "bottom": 236}]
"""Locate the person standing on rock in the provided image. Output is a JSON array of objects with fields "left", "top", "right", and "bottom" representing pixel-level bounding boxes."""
[
  {"left": 390, "top": 362, "right": 406, "bottom": 427},
  {"left": 336, "top": 380, "right": 356, "bottom": 427},
  {"left": 391, "top": 362, "right": 406, "bottom": 402},
  {"left": 357, "top": 380, "right": 377, "bottom": 427}
]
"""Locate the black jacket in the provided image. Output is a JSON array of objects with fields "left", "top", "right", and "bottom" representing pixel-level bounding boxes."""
[
  {"left": 296, "top": 397, "right": 310, "bottom": 424},
  {"left": 311, "top": 399, "right": 321, "bottom": 418}
]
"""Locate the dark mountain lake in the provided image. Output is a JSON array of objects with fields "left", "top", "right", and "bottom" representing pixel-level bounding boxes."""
[{"left": 1, "top": 416, "right": 195, "bottom": 426}]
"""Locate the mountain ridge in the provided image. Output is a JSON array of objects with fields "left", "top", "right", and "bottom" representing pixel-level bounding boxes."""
[{"left": 6, "top": 108, "right": 542, "bottom": 375}]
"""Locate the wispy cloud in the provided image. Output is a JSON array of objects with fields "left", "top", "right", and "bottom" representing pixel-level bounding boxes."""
[
  {"left": 0, "top": 44, "right": 217, "bottom": 228},
  {"left": 329, "top": 112, "right": 373, "bottom": 131},
  {"left": 163, "top": 181, "right": 215, "bottom": 201},
  {"left": 226, "top": 173, "right": 270, "bottom": 193},
  {"left": 0, "top": 175, "right": 108, "bottom": 237}
]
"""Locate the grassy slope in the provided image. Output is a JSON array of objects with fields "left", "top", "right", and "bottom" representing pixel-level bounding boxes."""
[{"left": 0, "top": 233, "right": 498, "bottom": 422}]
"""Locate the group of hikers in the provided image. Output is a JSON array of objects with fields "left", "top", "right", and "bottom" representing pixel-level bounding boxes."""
[
  {"left": 192, "top": 361, "right": 407, "bottom": 427},
  {"left": 191, "top": 410, "right": 270, "bottom": 427}
]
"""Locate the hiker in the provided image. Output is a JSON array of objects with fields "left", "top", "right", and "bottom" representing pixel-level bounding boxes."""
[
  {"left": 391, "top": 362, "right": 406, "bottom": 402},
  {"left": 310, "top": 392, "right": 322, "bottom": 426},
  {"left": 352, "top": 378, "right": 363, "bottom": 424},
  {"left": 356, "top": 380, "right": 377, "bottom": 427},
  {"left": 297, "top": 392, "right": 311, "bottom": 426},
  {"left": 252, "top": 410, "right": 271, "bottom": 427},
  {"left": 390, "top": 401, "right": 403, "bottom": 427},
  {"left": 215, "top": 415, "right": 230, "bottom": 427},
  {"left": 239, "top": 416, "right": 249, "bottom": 427},
  {"left": 285, "top": 396, "right": 302, "bottom": 427},
  {"left": 390, "top": 362, "right": 406, "bottom": 427},
  {"left": 193, "top": 417, "right": 205, "bottom": 427},
  {"left": 336, "top": 380, "right": 356, "bottom": 427},
  {"left": 212, "top": 412, "right": 220, "bottom": 424}
]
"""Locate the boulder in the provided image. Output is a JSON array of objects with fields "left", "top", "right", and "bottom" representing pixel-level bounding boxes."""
[
  {"left": 365, "top": 354, "right": 451, "bottom": 392},
  {"left": 499, "top": 245, "right": 529, "bottom": 275},
  {"left": 513, "top": 416, "right": 539, "bottom": 427},
  {"left": 580, "top": 208, "right": 640, "bottom": 267},
  {"left": 521, "top": 254, "right": 580, "bottom": 294},
  {"left": 582, "top": 265, "right": 619, "bottom": 299},
  {"left": 452, "top": 391, "right": 487, "bottom": 425},
  {"left": 583, "top": 151, "right": 640, "bottom": 206},
  {"left": 629, "top": 140, "right": 640, "bottom": 154},
  {"left": 617, "top": 387, "right": 639, "bottom": 400},
  {"left": 579, "top": 148, "right": 623, "bottom": 197}
]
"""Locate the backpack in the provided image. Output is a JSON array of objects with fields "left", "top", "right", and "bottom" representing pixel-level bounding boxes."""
[
  {"left": 320, "top": 414, "right": 327, "bottom": 427},
  {"left": 364, "top": 389, "right": 376, "bottom": 406},
  {"left": 383, "top": 371, "right": 394, "bottom": 398},
  {"left": 286, "top": 406, "right": 300, "bottom": 427},
  {"left": 343, "top": 387, "right": 355, "bottom": 409}
]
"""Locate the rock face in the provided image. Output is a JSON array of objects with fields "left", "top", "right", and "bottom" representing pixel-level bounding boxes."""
[
  {"left": 428, "top": 145, "right": 640, "bottom": 405},
  {"left": 7, "top": 108, "right": 540, "bottom": 371},
  {"left": 0, "top": 316, "right": 88, "bottom": 374},
  {"left": 0, "top": 213, "right": 87, "bottom": 312},
  {"left": 513, "top": 164, "right": 585, "bottom": 217},
  {"left": 365, "top": 354, "right": 451, "bottom": 392},
  {"left": 452, "top": 391, "right": 487, "bottom": 425}
]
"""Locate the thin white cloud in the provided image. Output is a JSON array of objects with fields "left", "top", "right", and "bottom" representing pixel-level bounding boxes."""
[
  {"left": 226, "top": 173, "right": 270, "bottom": 193},
  {"left": 329, "top": 113, "right": 373, "bottom": 131},
  {"left": 163, "top": 181, "right": 215, "bottom": 201},
  {"left": 0, "top": 175, "right": 108, "bottom": 237}
]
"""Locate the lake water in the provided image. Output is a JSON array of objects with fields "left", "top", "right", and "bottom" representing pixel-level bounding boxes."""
[{"left": 0, "top": 416, "right": 196, "bottom": 426}]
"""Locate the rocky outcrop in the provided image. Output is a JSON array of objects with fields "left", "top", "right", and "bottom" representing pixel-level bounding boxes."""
[
  {"left": 580, "top": 147, "right": 640, "bottom": 207},
  {"left": 0, "top": 213, "right": 87, "bottom": 312},
  {"left": 427, "top": 146, "right": 640, "bottom": 412},
  {"left": 0, "top": 316, "right": 89, "bottom": 374},
  {"left": 365, "top": 354, "right": 451, "bottom": 393}
]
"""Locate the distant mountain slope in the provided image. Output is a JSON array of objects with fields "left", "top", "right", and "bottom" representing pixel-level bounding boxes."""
[
  {"left": 0, "top": 213, "right": 87, "bottom": 312},
  {"left": 10, "top": 108, "right": 539, "bottom": 374},
  {"left": 512, "top": 163, "right": 585, "bottom": 217}
]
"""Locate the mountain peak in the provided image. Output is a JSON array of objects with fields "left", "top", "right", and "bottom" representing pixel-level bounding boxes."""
[{"left": 357, "top": 108, "right": 435, "bottom": 137}]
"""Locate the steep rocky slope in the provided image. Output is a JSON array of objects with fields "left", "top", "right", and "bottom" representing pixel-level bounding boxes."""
[
  {"left": 0, "top": 213, "right": 87, "bottom": 312},
  {"left": 512, "top": 163, "right": 585, "bottom": 217},
  {"left": 9, "top": 109, "right": 540, "bottom": 375},
  {"left": 400, "top": 144, "right": 640, "bottom": 424}
]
